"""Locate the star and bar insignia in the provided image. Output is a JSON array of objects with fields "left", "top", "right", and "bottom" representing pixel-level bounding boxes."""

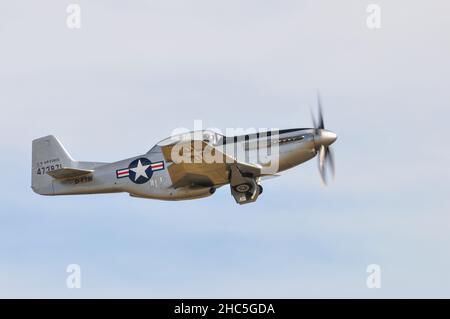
[{"left": 116, "top": 157, "right": 164, "bottom": 184}]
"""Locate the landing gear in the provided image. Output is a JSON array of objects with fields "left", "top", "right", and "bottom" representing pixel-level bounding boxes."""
[
  {"left": 233, "top": 183, "right": 252, "bottom": 193},
  {"left": 229, "top": 166, "right": 263, "bottom": 205}
]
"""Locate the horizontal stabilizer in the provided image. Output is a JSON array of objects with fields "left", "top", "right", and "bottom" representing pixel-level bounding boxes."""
[{"left": 46, "top": 167, "right": 93, "bottom": 179}]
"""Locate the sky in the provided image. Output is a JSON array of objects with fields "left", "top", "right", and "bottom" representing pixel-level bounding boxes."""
[{"left": 0, "top": 0, "right": 449, "bottom": 298}]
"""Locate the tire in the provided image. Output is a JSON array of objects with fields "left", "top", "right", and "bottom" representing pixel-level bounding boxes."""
[
  {"left": 258, "top": 185, "right": 263, "bottom": 195},
  {"left": 234, "top": 183, "right": 252, "bottom": 193}
]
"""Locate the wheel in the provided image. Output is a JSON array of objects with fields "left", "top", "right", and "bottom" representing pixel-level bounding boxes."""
[
  {"left": 258, "top": 185, "right": 263, "bottom": 195},
  {"left": 234, "top": 183, "right": 252, "bottom": 193}
]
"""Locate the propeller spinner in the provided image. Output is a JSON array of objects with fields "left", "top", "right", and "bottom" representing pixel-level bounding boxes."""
[{"left": 312, "top": 93, "right": 337, "bottom": 185}]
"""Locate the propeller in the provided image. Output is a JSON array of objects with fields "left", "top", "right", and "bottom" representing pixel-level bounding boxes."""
[{"left": 311, "top": 92, "right": 336, "bottom": 185}]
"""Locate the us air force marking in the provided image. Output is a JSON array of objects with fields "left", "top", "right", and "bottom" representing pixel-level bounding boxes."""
[{"left": 116, "top": 158, "right": 164, "bottom": 184}]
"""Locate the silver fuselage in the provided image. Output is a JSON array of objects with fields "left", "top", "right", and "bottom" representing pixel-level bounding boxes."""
[{"left": 49, "top": 128, "right": 325, "bottom": 200}]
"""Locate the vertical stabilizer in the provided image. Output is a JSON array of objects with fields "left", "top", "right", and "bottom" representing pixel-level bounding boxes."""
[{"left": 31, "top": 135, "right": 75, "bottom": 195}]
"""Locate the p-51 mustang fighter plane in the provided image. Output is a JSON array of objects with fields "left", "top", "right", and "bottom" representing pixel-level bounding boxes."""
[{"left": 31, "top": 101, "right": 337, "bottom": 205}]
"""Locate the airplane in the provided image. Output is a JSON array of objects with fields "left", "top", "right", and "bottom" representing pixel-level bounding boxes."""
[{"left": 31, "top": 98, "right": 337, "bottom": 205}]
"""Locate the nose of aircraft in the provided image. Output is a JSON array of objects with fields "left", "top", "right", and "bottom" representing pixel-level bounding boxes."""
[{"left": 315, "top": 129, "right": 337, "bottom": 147}]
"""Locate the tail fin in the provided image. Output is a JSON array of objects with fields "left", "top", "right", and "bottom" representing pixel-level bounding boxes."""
[{"left": 31, "top": 135, "right": 75, "bottom": 195}]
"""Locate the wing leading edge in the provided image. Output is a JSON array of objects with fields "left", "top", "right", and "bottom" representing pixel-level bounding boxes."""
[{"left": 161, "top": 140, "right": 261, "bottom": 188}]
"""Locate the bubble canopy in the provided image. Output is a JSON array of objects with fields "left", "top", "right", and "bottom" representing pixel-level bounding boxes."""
[{"left": 150, "top": 130, "right": 225, "bottom": 151}]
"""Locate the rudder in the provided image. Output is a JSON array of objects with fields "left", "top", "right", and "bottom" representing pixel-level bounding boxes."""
[{"left": 31, "top": 135, "right": 75, "bottom": 195}]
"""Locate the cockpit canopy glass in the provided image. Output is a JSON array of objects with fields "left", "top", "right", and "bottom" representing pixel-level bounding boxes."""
[{"left": 152, "top": 130, "right": 224, "bottom": 150}]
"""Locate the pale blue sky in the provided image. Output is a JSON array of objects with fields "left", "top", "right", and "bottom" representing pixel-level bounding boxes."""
[{"left": 1, "top": 0, "right": 449, "bottom": 298}]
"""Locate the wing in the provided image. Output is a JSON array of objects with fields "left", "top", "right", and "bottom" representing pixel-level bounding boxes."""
[{"left": 161, "top": 140, "right": 261, "bottom": 188}]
